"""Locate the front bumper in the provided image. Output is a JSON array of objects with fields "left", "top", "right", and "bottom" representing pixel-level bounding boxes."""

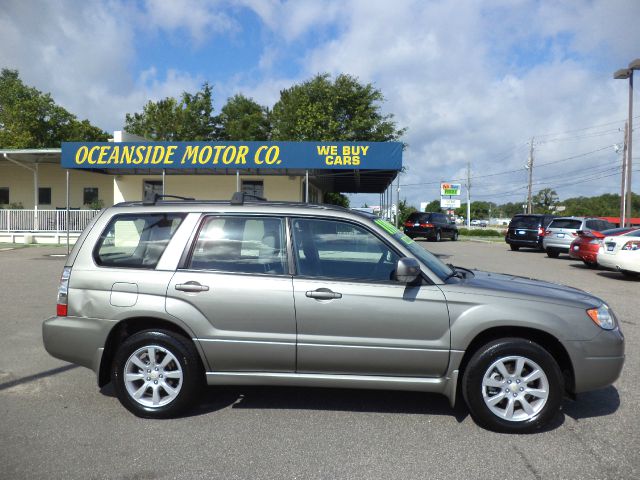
[
  {"left": 568, "top": 327, "right": 625, "bottom": 393},
  {"left": 42, "top": 316, "right": 117, "bottom": 373}
]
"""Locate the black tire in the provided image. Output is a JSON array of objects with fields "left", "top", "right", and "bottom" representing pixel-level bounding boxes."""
[
  {"left": 510, "top": 244, "right": 520, "bottom": 251},
  {"left": 452, "top": 231, "right": 459, "bottom": 241},
  {"left": 111, "top": 329, "right": 203, "bottom": 419},
  {"left": 462, "top": 338, "right": 563, "bottom": 433},
  {"left": 583, "top": 260, "right": 598, "bottom": 269},
  {"left": 435, "top": 231, "right": 441, "bottom": 242},
  {"left": 546, "top": 248, "right": 560, "bottom": 258}
]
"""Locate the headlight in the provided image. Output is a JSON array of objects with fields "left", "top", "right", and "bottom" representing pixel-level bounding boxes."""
[{"left": 587, "top": 304, "right": 616, "bottom": 330}]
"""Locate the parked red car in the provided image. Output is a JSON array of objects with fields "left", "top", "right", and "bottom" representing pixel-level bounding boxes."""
[{"left": 569, "top": 227, "right": 635, "bottom": 267}]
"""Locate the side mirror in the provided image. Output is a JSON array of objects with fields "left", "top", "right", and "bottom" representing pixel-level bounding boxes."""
[{"left": 395, "top": 257, "right": 421, "bottom": 283}]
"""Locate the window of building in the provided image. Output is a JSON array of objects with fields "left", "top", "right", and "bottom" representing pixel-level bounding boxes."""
[
  {"left": 83, "top": 188, "right": 99, "bottom": 205},
  {"left": 0, "top": 187, "right": 8, "bottom": 205},
  {"left": 143, "top": 180, "right": 163, "bottom": 199},
  {"left": 242, "top": 180, "right": 264, "bottom": 198},
  {"left": 94, "top": 213, "right": 185, "bottom": 269},
  {"left": 189, "top": 216, "right": 287, "bottom": 275},
  {"left": 38, "top": 187, "right": 52, "bottom": 205}
]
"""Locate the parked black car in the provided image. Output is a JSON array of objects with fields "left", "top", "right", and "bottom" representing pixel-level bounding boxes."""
[
  {"left": 505, "top": 214, "right": 555, "bottom": 251},
  {"left": 403, "top": 212, "right": 458, "bottom": 241}
]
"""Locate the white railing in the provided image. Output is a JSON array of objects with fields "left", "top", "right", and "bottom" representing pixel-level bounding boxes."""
[{"left": 0, "top": 209, "right": 101, "bottom": 232}]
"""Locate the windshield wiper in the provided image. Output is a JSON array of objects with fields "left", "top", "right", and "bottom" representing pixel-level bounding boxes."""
[{"left": 444, "top": 264, "right": 465, "bottom": 281}]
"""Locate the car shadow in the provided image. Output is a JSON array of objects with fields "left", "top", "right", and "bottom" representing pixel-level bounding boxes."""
[
  {"left": 99, "top": 382, "right": 620, "bottom": 432},
  {"left": 169, "top": 386, "right": 468, "bottom": 422},
  {"left": 596, "top": 271, "right": 640, "bottom": 281},
  {"left": 562, "top": 386, "right": 620, "bottom": 420}
]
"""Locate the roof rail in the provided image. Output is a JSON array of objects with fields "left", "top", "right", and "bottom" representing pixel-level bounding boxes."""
[
  {"left": 142, "top": 193, "right": 195, "bottom": 205},
  {"left": 230, "top": 191, "right": 267, "bottom": 205}
]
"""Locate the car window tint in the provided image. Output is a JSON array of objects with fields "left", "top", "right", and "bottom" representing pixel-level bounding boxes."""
[
  {"left": 548, "top": 219, "right": 582, "bottom": 229},
  {"left": 95, "top": 213, "right": 184, "bottom": 268},
  {"left": 585, "top": 220, "right": 597, "bottom": 230},
  {"left": 510, "top": 216, "right": 540, "bottom": 228},
  {"left": 190, "top": 216, "right": 287, "bottom": 275},
  {"left": 628, "top": 229, "right": 640, "bottom": 237},
  {"left": 292, "top": 218, "right": 400, "bottom": 281}
]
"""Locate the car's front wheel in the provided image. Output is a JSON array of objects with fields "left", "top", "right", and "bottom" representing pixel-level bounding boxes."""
[
  {"left": 462, "top": 338, "right": 563, "bottom": 433},
  {"left": 112, "top": 329, "right": 203, "bottom": 418}
]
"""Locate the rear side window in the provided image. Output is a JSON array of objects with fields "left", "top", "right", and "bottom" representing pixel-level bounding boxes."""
[
  {"left": 548, "top": 219, "right": 582, "bottom": 230},
  {"left": 509, "top": 216, "right": 541, "bottom": 229},
  {"left": 94, "top": 213, "right": 185, "bottom": 268},
  {"left": 189, "top": 216, "right": 288, "bottom": 275}
]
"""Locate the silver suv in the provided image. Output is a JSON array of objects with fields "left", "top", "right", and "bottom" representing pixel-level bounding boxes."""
[
  {"left": 43, "top": 194, "right": 624, "bottom": 433},
  {"left": 543, "top": 217, "right": 615, "bottom": 258}
]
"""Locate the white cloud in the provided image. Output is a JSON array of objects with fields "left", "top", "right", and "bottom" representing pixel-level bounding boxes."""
[{"left": 0, "top": 0, "right": 202, "bottom": 131}]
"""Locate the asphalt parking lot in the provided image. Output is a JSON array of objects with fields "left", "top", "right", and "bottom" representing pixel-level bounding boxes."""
[{"left": 0, "top": 241, "right": 638, "bottom": 480}]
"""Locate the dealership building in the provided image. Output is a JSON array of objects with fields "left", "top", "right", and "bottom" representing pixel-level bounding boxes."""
[{"left": 0, "top": 132, "right": 402, "bottom": 243}]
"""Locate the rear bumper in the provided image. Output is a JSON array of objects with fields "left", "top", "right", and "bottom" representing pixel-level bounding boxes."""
[
  {"left": 404, "top": 227, "right": 436, "bottom": 238},
  {"left": 598, "top": 251, "right": 640, "bottom": 273},
  {"left": 543, "top": 238, "right": 572, "bottom": 252},
  {"left": 42, "top": 316, "right": 117, "bottom": 373},
  {"left": 506, "top": 236, "right": 542, "bottom": 248}
]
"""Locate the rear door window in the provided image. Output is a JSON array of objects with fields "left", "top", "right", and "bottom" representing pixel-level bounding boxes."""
[
  {"left": 95, "top": 213, "right": 185, "bottom": 268},
  {"left": 548, "top": 219, "right": 582, "bottom": 230}
]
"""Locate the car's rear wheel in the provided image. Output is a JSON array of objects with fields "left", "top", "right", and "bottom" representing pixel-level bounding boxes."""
[
  {"left": 462, "top": 338, "right": 563, "bottom": 433},
  {"left": 583, "top": 260, "right": 598, "bottom": 269},
  {"left": 452, "top": 231, "right": 459, "bottom": 241},
  {"left": 546, "top": 248, "right": 560, "bottom": 258},
  {"left": 435, "top": 231, "right": 441, "bottom": 242},
  {"left": 510, "top": 244, "right": 519, "bottom": 251},
  {"left": 112, "top": 329, "right": 203, "bottom": 418}
]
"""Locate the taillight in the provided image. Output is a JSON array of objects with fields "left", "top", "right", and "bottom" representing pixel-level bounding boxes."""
[
  {"left": 538, "top": 227, "right": 545, "bottom": 236},
  {"left": 621, "top": 241, "right": 640, "bottom": 251},
  {"left": 571, "top": 232, "right": 578, "bottom": 237},
  {"left": 420, "top": 222, "right": 434, "bottom": 228},
  {"left": 544, "top": 230, "right": 552, "bottom": 236},
  {"left": 56, "top": 266, "right": 71, "bottom": 317},
  {"left": 404, "top": 221, "right": 412, "bottom": 227}
]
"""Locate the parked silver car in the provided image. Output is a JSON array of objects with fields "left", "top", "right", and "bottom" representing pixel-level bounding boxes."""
[
  {"left": 43, "top": 194, "right": 624, "bottom": 433},
  {"left": 543, "top": 217, "right": 615, "bottom": 258}
]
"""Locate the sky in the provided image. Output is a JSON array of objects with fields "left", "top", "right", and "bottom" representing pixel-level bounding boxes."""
[{"left": 1, "top": 0, "right": 639, "bottom": 209}]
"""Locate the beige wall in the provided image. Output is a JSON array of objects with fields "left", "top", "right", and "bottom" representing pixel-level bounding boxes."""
[
  {"left": 0, "top": 163, "right": 114, "bottom": 209},
  {"left": 1, "top": 163, "right": 314, "bottom": 207},
  {"left": 114, "top": 174, "right": 305, "bottom": 203}
]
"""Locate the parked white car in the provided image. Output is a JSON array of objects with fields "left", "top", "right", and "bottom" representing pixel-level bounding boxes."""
[{"left": 597, "top": 229, "right": 640, "bottom": 277}]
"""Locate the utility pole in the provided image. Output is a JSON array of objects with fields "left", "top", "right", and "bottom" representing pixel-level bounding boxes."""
[
  {"left": 620, "top": 122, "right": 628, "bottom": 227},
  {"left": 527, "top": 137, "right": 535, "bottom": 214},
  {"left": 465, "top": 162, "right": 471, "bottom": 228},
  {"left": 626, "top": 69, "right": 634, "bottom": 227}
]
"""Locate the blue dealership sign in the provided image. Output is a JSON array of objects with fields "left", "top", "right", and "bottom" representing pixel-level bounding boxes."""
[{"left": 61, "top": 141, "right": 402, "bottom": 170}]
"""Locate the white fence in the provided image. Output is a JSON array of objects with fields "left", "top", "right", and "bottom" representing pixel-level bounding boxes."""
[{"left": 0, "top": 209, "right": 100, "bottom": 232}]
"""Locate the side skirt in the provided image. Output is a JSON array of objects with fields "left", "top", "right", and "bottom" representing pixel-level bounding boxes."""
[{"left": 206, "top": 371, "right": 454, "bottom": 399}]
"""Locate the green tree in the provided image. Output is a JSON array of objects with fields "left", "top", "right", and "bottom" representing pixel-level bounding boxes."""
[
  {"left": 532, "top": 188, "right": 559, "bottom": 213},
  {"left": 270, "top": 73, "right": 405, "bottom": 142},
  {"left": 0, "top": 69, "right": 108, "bottom": 148},
  {"left": 323, "top": 192, "right": 350, "bottom": 207},
  {"left": 397, "top": 199, "right": 417, "bottom": 225},
  {"left": 425, "top": 199, "right": 441, "bottom": 212},
  {"left": 219, "top": 94, "right": 270, "bottom": 140},
  {"left": 124, "top": 83, "right": 219, "bottom": 141}
]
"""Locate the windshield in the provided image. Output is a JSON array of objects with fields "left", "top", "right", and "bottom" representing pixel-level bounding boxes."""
[
  {"left": 510, "top": 216, "right": 541, "bottom": 228},
  {"left": 372, "top": 219, "right": 454, "bottom": 280},
  {"left": 548, "top": 219, "right": 582, "bottom": 230}
]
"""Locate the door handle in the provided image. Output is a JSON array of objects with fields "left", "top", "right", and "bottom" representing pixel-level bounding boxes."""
[
  {"left": 175, "top": 281, "right": 209, "bottom": 292},
  {"left": 305, "top": 288, "right": 342, "bottom": 300}
]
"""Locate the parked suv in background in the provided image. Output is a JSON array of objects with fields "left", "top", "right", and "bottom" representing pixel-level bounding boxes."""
[
  {"left": 42, "top": 193, "right": 624, "bottom": 433},
  {"left": 506, "top": 214, "right": 555, "bottom": 251},
  {"left": 543, "top": 217, "right": 616, "bottom": 258},
  {"left": 403, "top": 212, "right": 458, "bottom": 241}
]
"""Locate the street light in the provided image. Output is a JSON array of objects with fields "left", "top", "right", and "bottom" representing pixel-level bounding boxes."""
[{"left": 614, "top": 59, "right": 640, "bottom": 227}]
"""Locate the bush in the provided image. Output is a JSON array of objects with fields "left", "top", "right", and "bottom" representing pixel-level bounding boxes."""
[{"left": 458, "top": 228, "right": 503, "bottom": 237}]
